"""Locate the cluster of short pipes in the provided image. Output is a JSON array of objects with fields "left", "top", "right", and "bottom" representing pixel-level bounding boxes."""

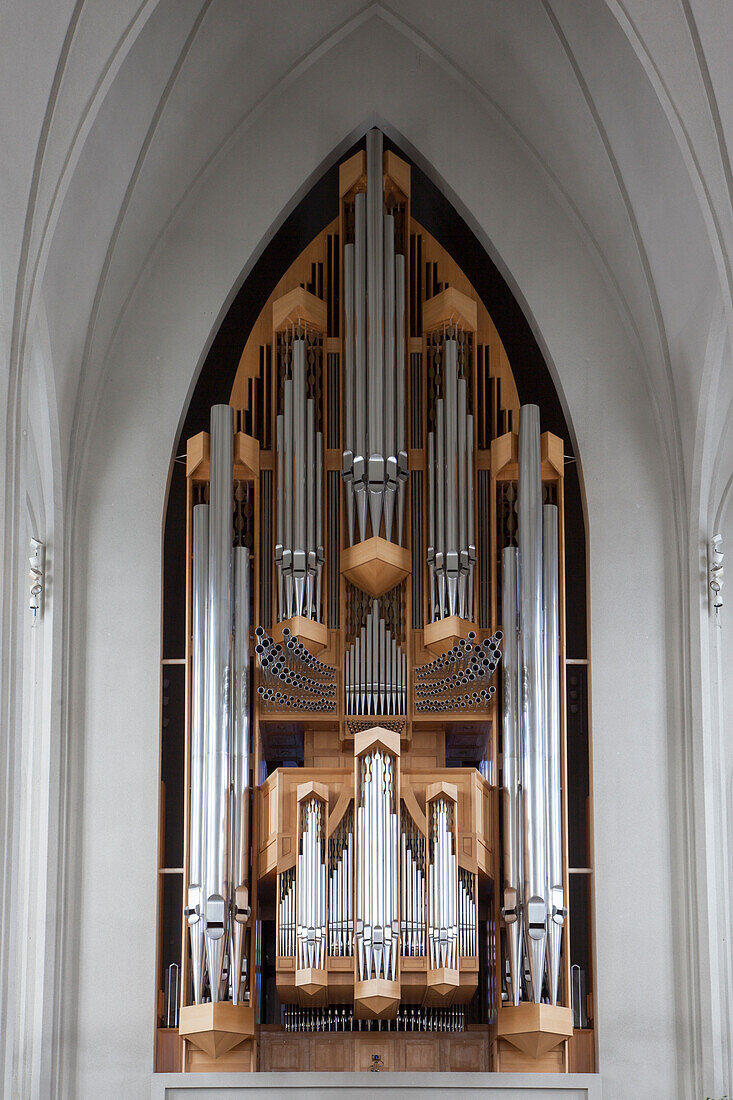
[
  {"left": 427, "top": 334, "right": 476, "bottom": 622},
  {"left": 414, "top": 631, "right": 502, "bottom": 713},
  {"left": 282, "top": 1005, "right": 466, "bottom": 1032},
  {"left": 255, "top": 626, "right": 337, "bottom": 712},
  {"left": 344, "top": 600, "right": 407, "bottom": 715}
]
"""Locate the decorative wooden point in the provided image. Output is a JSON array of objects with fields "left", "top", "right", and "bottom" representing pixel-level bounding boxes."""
[
  {"left": 422, "top": 615, "right": 477, "bottom": 655},
  {"left": 425, "top": 967, "right": 460, "bottom": 1002},
  {"left": 353, "top": 724, "right": 401, "bottom": 759},
  {"left": 295, "top": 967, "right": 328, "bottom": 1004},
  {"left": 497, "top": 1003, "right": 573, "bottom": 1058},
  {"left": 492, "top": 430, "right": 564, "bottom": 482},
  {"left": 426, "top": 780, "right": 458, "bottom": 805},
  {"left": 339, "top": 150, "right": 366, "bottom": 198},
  {"left": 273, "top": 615, "right": 329, "bottom": 655},
  {"left": 273, "top": 286, "right": 327, "bottom": 334},
  {"left": 423, "top": 286, "right": 478, "bottom": 335},
  {"left": 541, "top": 431, "right": 565, "bottom": 477},
  {"left": 296, "top": 780, "right": 329, "bottom": 805},
  {"left": 341, "top": 536, "right": 411, "bottom": 597},
  {"left": 179, "top": 1003, "right": 255, "bottom": 1059},
  {"left": 186, "top": 430, "right": 259, "bottom": 482},
  {"left": 383, "top": 150, "right": 410, "bottom": 200},
  {"left": 354, "top": 979, "right": 401, "bottom": 1019},
  {"left": 234, "top": 432, "right": 260, "bottom": 479}
]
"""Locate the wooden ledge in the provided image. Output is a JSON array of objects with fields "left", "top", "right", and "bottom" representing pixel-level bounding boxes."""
[
  {"left": 423, "top": 286, "right": 477, "bottom": 335},
  {"left": 422, "top": 615, "right": 477, "bottom": 655},
  {"left": 497, "top": 1003, "right": 573, "bottom": 1058},
  {"left": 273, "top": 615, "right": 329, "bottom": 655},
  {"left": 354, "top": 978, "right": 400, "bottom": 1019},
  {"left": 272, "top": 286, "right": 326, "bottom": 334},
  {"left": 425, "top": 966, "right": 460, "bottom": 1005},
  {"left": 179, "top": 1002, "right": 254, "bottom": 1058},
  {"left": 341, "top": 536, "right": 411, "bottom": 597},
  {"left": 295, "top": 967, "right": 328, "bottom": 1005},
  {"left": 353, "top": 724, "right": 401, "bottom": 759}
]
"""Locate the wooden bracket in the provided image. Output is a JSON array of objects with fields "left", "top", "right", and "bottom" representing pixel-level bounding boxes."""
[
  {"left": 497, "top": 1003, "right": 573, "bottom": 1058},
  {"left": 341, "top": 536, "right": 411, "bottom": 598}
]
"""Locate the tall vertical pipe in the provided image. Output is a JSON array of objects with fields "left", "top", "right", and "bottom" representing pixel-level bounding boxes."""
[
  {"left": 444, "top": 340, "right": 459, "bottom": 616},
  {"left": 383, "top": 213, "right": 396, "bottom": 542},
  {"left": 204, "top": 404, "right": 234, "bottom": 1001},
  {"left": 343, "top": 242, "right": 356, "bottom": 546},
  {"left": 230, "top": 545, "right": 251, "bottom": 1005},
  {"left": 501, "top": 546, "right": 522, "bottom": 1006},
  {"left": 187, "top": 503, "right": 209, "bottom": 1004},
  {"left": 292, "top": 340, "right": 307, "bottom": 616},
  {"left": 518, "top": 404, "right": 548, "bottom": 1002},
  {"left": 366, "top": 128, "right": 384, "bottom": 537},
  {"left": 395, "top": 253, "right": 408, "bottom": 546},
  {"left": 543, "top": 503, "right": 565, "bottom": 1004}
]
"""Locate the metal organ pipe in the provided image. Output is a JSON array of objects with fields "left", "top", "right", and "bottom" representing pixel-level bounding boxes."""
[
  {"left": 187, "top": 503, "right": 208, "bottom": 1005},
  {"left": 342, "top": 128, "right": 408, "bottom": 545},
  {"left": 230, "top": 545, "right": 251, "bottom": 1005},
  {"left": 543, "top": 503, "right": 565, "bottom": 1005},
  {"left": 501, "top": 547, "right": 522, "bottom": 1005},
  {"left": 428, "top": 798, "right": 457, "bottom": 970},
  {"left": 427, "top": 339, "right": 475, "bottom": 622},
  {"left": 518, "top": 404, "right": 548, "bottom": 1003},
  {"left": 204, "top": 404, "right": 234, "bottom": 1001},
  {"left": 276, "top": 338, "right": 324, "bottom": 622},
  {"left": 356, "top": 750, "right": 399, "bottom": 981}
]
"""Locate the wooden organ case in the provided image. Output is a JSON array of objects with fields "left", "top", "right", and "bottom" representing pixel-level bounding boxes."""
[{"left": 157, "top": 130, "right": 594, "bottom": 1076}]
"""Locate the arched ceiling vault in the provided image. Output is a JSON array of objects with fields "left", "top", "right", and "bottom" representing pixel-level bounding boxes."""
[{"left": 2, "top": 2, "right": 732, "bottom": 541}]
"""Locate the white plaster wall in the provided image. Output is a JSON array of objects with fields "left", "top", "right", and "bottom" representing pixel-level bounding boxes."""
[{"left": 69, "top": 26, "right": 683, "bottom": 1100}]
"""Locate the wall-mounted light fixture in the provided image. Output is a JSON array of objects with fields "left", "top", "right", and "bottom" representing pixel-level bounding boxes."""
[
  {"left": 709, "top": 533, "right": 723, "bottom": 616},
  {"left": 29, "top": 538, "right": 45, "bottom": 622}
]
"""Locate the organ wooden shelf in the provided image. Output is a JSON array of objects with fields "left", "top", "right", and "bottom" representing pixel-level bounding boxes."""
[
  {"left": 491, "top": 428, "right": 564, "bottom": 482},
  {"left": 186, "top": 429, "right": 260, "bottom": 481},
  {"left": 422, "top": 614, "right": 478, "bottom": 654},
  {"left": 272, "top": 285, "right": 327, "bottom": 334},
  {"left": 272, "top": 615, "right": 329, "bottom": 655},
  {"left": 422, "top": 285, "right": 477, "bottom": 335},
  {"left": 178, "top": 1002, "right": 255, "bottom": 1059},
  {"left": 496, "top": 1003, "right": 573, "bottom": 1059},
  {"left": 340, "top": 536, "right": 411, "bottom": 597}
]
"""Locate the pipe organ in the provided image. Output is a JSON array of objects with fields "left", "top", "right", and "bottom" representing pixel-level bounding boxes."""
[{"left": 168, "top": 129, "right": 587, "bottom": 1075}]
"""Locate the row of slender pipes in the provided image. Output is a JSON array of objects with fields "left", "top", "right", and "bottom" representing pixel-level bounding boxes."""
[
  {"left": 428, "top": 797, "right": 458, "bottom": 969},
  {"left": 427, "top": 335, "right": 476, "bottom": 621},
  {"left": 328, "top": 810, "right": 354, "bottom": 957},
  {"left": 275, "top": 334, "right": 324, "bottom": 621},
  {"left": 355, "top": 750, "right": 399, "bottom": 981},
  {"left": 344, "top": 600, "right": 407, "bottom": 715},
  {"left": 342, "top": 128, "right": 408, "bottom": 547},
  {"left": 296, "top": 798, "right": 327, "bottom": 970},
  {"left": 282, "top": 1006, "right": 466, "bottom": 1033}
]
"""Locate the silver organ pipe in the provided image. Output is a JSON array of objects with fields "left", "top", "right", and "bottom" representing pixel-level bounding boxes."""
[
  {"left": 186, "top": 503, "right": 208, "bottom": 1005},
  {"left": 458, "top": 868, "right": 476, "bottom": 958},
  {"left": 277, "top": 338, "right": 323, "bottom": 621},
  {"left": 230, "top": 545, "right": 251, "bottom": 1005},
  {"left": 543, "top": 503, "right": 565, "bottom": 1005},
  {"left": 328, "top": 808, "right": 354, "bottom": 957},
  {"left": 342, "top": 128, "right": 408, "bottom": 546},
  {"left": 428, "top": 797, "right": 457, "bottom": 969},
  {"left": 518, "top": 404, "right": 548, "bottom": 1003},
  {"left": 344, "top": 599, "right": 407, "bottom": 715},
  {"left": 278, "top": 868, "right": 296, "bottom": 957},
  {"left": 501, "top": 547, "right": 523, "bottom": 1005},
  {"left": 427, "top": 338, "right": 475, "bottom": 621},
  {"left": 356, "top": 750, "right": 399, "bottom": 980},
  {"left": 255, "top": 626, "right": 337, "bottom": 712},
  {"left": 204, "top": 404, "right": 234, "bottom": 1001},
  {"left": 185, "top": 406, "right": 254, "bottom": 1009},
  {"left": 343, "top": 242, "right": 355, "bottom": 546},
  {"left": 400, "top": 814, "right": 426, "bottom": 956},
  {"left": 297, "top": 798, "right": 327, "bottom": 970}
]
